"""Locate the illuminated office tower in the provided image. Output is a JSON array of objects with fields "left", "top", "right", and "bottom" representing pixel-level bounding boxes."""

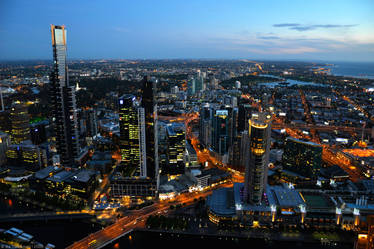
[
  {"left": 110, "top": 77, "right": 158, "bottom": 199},
  {"left": 243, "top": 113, "right": 271, "bottom": 205},
  {"left": 50, "top": 25, "right": 80, "bottom": 167},
  {"left": 119, "top": 94, "right": 146, "bottom": 177},
  {"left": 164, "top": 122, "right": 186, "bottom": 175},
  {"left": 10, "top": 102, "right": 30, "bottom": 144},
  {"left": 141, "top": 76, "right": 159, "bottom": 182},
  {"left": 6, "top": 143, "right": 42, "bottom": 169}
]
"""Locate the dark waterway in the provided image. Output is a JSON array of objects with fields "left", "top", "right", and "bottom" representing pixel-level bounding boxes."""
[{"left": 103, "top": 231, "right": 353, "bottom": 249}]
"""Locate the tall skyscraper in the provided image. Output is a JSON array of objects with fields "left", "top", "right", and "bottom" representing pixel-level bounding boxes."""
[
  {"left": 243, "top": 113, "right": 271, "bottom": 205},
  {"left": 141, "top": 76, "right": 159, "bottom": 183},
  {"left": 212, "top": 109, "right": 229, "bottom": 156},
  {"left": 119, "top": 94, "right": 146, "bottom": 177},
  {"left": 187, "top": 78, "right": 196, "bottom": 96},
  {"left": 164, "top": 122, "right": 185, "bottom": 176},
  {"left": 238, "top": 103, "right": 253, "bottom": 132},
  {"left": 10, "top": 102, "right": 30, "bottom": 144},
  {"left": 50, "top": 25, "right": 80, "bottom": 167},
  {"left": 110, "top": 77, "right": 159, "bottom": 199},
  {"left": 199, "top": 103, "right": 212, "bottom": 148}
]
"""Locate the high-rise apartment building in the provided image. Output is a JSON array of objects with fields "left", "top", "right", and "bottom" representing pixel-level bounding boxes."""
[
  {"left": 50, "top": 25, "right": 80, "bottom": 167},
  {"left": 243, "top": 113, "right": 271, "bottom": 205}
]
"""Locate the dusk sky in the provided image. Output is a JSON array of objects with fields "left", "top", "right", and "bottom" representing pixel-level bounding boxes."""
[{"left": 1, "top": 0, "right": 374, "bottom": 61}]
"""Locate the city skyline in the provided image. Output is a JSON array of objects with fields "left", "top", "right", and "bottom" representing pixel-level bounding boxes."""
[
  {"left": 1, "top": 2, "right": 374, "bottom": 248},
  {"left": 1, "top": 0, "right": 374, "bottom": 62}
]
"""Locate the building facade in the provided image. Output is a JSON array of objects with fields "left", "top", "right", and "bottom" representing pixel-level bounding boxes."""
[
  {"left": 243, "top": 113, "right": 271, "bottom": 205},
  {"left": 282, "top": 137, "right": 323, "bottom": 178},
  {"left": 50, "top": 25, "right": 80, "bottom": 167},
  {"left": 10, "top": 102, "right": 30, "bottom": 144},
  {"left": 119, "top": 94, "right": 146, "bottom": 177},
  {"left": 164, "top": 122, "right": 186, "bottom": 175}
]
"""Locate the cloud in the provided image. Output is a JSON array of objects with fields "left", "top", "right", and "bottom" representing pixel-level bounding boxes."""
[
  {"left": 241, "top": 46, "right": 322, "bottom": 55},
  {"left": 274, "top": 23, "right": 358, "bottom": 32},
  {"left": 257, "top": 35, "right": 280, "bottom": 40},
  {"left": 273, "top": 23, "right": 300, "bottom": 27}
]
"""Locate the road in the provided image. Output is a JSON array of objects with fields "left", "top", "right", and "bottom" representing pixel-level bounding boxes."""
[{"left": 66, "top": 183, "right": 231, "bottom": 249}]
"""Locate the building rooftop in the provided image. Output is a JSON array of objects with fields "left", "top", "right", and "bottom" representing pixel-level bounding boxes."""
[
  {"left": 267, "top": 185, "right": 305, "bottom": 207},
  {"left": 34, "top": 166, "right": 62, "bottom": 180},
  {"left": 300, "top": 192, "right": 334, "bottom": 209},
  {"left": 286, "top": 136, "right": 321, "bottom": 147},
  {"left": 47, "top": 170, "right": 74, "bottom": 182},
  {"left": 70, "top": 169, "right": 96, "bottom": 183},
  {"left": 207, "top": 187, "right": 236, "bottom": 216},
  {"left": 166, "top": 122, "right": 185, "bottom": 136}
]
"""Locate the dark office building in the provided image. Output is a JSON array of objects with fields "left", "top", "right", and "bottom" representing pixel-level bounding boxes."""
[
  {"left": 50, "top": 25, "right": 80, "bottom": 167},
  {"left": 199, "top": 103, "right": 212, "bottom": 148},
  {"left": 10, "top": 102, "right": 30, "bottom": 144},
  {"left": 0, "top": 110, "right": 11, "bottom": 134},
  {"left": 212, "top": 109, "right": 229, "bottom": 155},
  {"left": 243, "top": 113, "right": 271, "bottom": 205},
  {"left": 30, "top": 120, "right": 49, "bottom": 145},
  {"left": 282, "top": 137, "right": 323, "bottom": 178},
  {"left": 141, "top": 76, "right": 159, "bottom": 182},
  {"left": 238, "top": 103, "right": 253, "bottom": 132},
  {"left": 85, "top": 108, "right": 98, "bottom": 138},
  {"left": 227, "top": 106, "right": 238, "bottom": 150}
]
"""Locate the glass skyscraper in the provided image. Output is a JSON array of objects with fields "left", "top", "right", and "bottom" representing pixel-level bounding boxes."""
[
  {"left": 50, "top": 25, "right": 80, "bottom": 167},
  {"left": 212, "top": 109, "right": 229, "bottom": 156},
  {"left": 119, "top": 94, "right": 146, "bottom": 177},
  {"left": 165, "top": 122, "right": 186, "bottom": 175}
]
